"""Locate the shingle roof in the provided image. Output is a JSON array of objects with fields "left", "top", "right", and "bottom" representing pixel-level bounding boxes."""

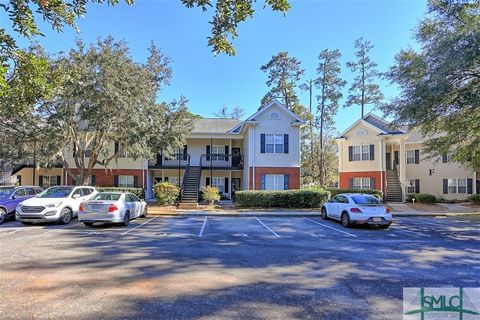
[
  {"left": 363, "top": 114, "right": 405, "bottom": 135},
  {"left": 191, "top": 118, "right": 243, "bottom": 134}
]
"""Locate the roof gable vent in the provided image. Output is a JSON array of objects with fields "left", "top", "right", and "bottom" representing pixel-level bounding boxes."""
[
  {"left": 356, "top": 128, "right": 368, "bottom": 136},
  {"left": 270, "top": 112, "right": 281, "bottom": 120}
]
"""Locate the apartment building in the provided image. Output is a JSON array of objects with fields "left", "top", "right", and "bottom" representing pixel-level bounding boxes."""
[{"left": 336, "top": 113, "right": 478, "bottom": 202}]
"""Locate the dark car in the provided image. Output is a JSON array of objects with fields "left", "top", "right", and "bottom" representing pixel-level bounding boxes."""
[{"left": 0, "top": 186, "right": 43, "bottom": 224}]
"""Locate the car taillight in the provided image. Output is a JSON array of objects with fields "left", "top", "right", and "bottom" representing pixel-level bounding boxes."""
[
  {"left": 350, "top": 207, "right": 363, "bottom": 213},
  {"left": 79, "top": 203, "right": 85, "bottom": 212},
  {"left": 108, "top": 204, "right": 118, "bottom": 213}
]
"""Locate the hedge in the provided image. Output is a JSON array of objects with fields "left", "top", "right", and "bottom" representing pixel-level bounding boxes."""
[
  {"left": 324, "top": 188, "right": 383, "bottom": 199},
  {"left": 408, "top": 193, "right": 436, "bottom": 204},
  {"left": 96, "top": 187, "right": 144, "bottom": 199},
  {"left": 154, "top": 182, "right": 180, "bottom": 205},
  {"left": 234, "top": 189, "right": 330, "bottom": 208},
  {"left": 467, "top": 194, "right": 480, "bottom": 204}
]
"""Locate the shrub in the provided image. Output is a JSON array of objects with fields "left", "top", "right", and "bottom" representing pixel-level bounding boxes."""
[
  {"left": 324, "top": 188, "right": 383, "bottom": 199},
  {"left": 234, "top": 189, "right": 330, "bottom": 208},
  {"left": 96, "top": 187, "right": 144, "bottom": 199},
  {"left": 409, "top": 193, "right": 436, "bottom": 204},
  {"left": 202, "top": 186, "right": 221, "bottom": 204},
  {"left": 467, "top": 194, "right": 480, "bottom": 204},
  {"left": 154, "top": 182, "right": 180, "bottom": 205}
]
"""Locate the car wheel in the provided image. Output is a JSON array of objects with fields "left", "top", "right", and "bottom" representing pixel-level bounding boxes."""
[
  {"left": 122, "top": 212, "right": 130, "bottom": 227},
  {"left": 59, "top": 208, "right": 73, "bottom": 225},
  {"left": 379, "top": 225, "right": 390, "bottom": 229},
  {"left": 0, "top": 208, "right": 6, "bottom": 225},
  {"left": 83, "top": 222, "right": 94, "bottom": 227},
  {"left": 321, "top": 207, "right": 328, "bottom": 220},
  {"left": 341, "top": 212, "right": 351, "bottom": 228},
  {"left": 20, "top": 221, "right": 33, "bottom": 225},
  {"left": 141, "top": 207, "right": 148, "bottom": 218}
]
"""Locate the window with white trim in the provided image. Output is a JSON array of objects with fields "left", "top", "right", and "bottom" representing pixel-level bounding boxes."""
[
  {"left": 352, "top": 145, "right": 370, "bottom": 161},
  {"left": 118, "top": 175, "right": 134, "bottom": 188},
  {"left": 42, "top": 176, "right": 59, "bottom": 188},
  {"left": 407, "top": 150, "right": 416, "bottom": 164},
  {"left": 211, "top": 177, "right": 225, "bottom": 194},
  {"left": 168, "top": 176, "right": 181, "bottom": 187},
  {"left": 406, "top": 179, "right": 416, "bottom": 194},
  {"left": 352, "top": 177, "right": 370, "bottom": 190},
  {"left": 447, "top": 178, "right": 468, "bottom": 194},
  {"left": 210, "top": 145, "right": 224, "bottom": 161},
  {"left": 265, "top": 134, "right": 284, "bottom": 154},
  {"left": 265, "top": 174, "right": 285, "bottom": 190}
]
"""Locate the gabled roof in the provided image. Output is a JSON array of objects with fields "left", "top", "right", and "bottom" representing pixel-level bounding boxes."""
[
  {"left": 337, "top": 112, "right": 406, "bottom": 139},
  {"left": 192, "top": 118, "right": 242, "bottom": 134},
  {"left": 245, "top": 99, "right": 306, "bottom": 124}
]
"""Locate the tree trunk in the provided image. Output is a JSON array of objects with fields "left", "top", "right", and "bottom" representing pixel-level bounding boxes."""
[
  {"left": 319, "top": 80, "right": 326, "bottom": 188},
  {"left": 361, "top": 61, "right": 365, "bottom": 118}
]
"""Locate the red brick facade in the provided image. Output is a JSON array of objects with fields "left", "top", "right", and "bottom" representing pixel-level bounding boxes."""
[
  {"left": 66, "top": 169, "right": 144, "bottom": 187},
  {"left": 249, "top": 167, "right": 301, "bottom": 190},
  {"left": 339, "top": 171, "right": 386, "bottom": 194}
]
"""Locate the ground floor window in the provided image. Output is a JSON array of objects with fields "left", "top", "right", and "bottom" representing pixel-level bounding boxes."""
[
  {"left": 448, "top": 178, "right": 467, "bottom": 194},
  {"left": 211, "top": 177, "right": 225, "bottom": 193},
  {"left": 406, "top": 179, "right": 417, "bottom": 194},
  {"left": 41, "top": 175, "right": 59, "bottom": 188},
  {"left": 118, "top": 175, "right": 134, "bottom": 188},
  {"left": 167, "top": 176, "right": 182, "bottom": 187},
  {"left": 264, "top": 174, "right": 286, "bottom": 190},
  {"left": 352, "top": 177, "right": 370, "bottom": 190}
]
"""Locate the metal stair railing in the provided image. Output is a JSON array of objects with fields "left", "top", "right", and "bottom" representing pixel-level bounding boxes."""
[{"left": 180, "top": 154, "right": 191, "bottom": 200}]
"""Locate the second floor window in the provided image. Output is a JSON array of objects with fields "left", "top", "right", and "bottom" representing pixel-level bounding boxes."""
[
  {"left": 266, "top": 134, "right": 284, "bottom": 153},
  {"left": 350, "top": 145, "right": 372, "bottom": 161},
  {"left": 407, "top": 149, "right": 420, "bottom": 164}
]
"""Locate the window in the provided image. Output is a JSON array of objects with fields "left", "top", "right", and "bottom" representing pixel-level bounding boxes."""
[
  {"left": 352, "top": 177, "right": 371, "bottom": 190},
  {"left": 42, "top": 176, "right": 59, "bottom": 188},
  {"left": 351, "top": 145, "right": 370, "bottom": 161},
  {"left": 26, "top": 188, "right": 37, "bottom": 196},
  {"left": 13, "top": 189, "right": 26, "bottom": 197},
  {"left": 265, "top": 134, "right": 284, "bottom": 154},
  {"left": 448, "top": 179, "right": 457, "bottom": 194},
  {"left": 446, "top": 178, "right": 469, "bottom": 194},
  {"left": 118, "top": 175, "right": 134, "bottom": 188},
  {"left": 211, "top": 177, "right": 225, "bottom": 193},
  {"left": 407, "top": 149, "right": 420, "bottom": 164},
  {"left": 168, "top": 177, "right": 181, "bottom": 187},
  {"left": 81, "top": 188, "right": 93, "bottom": 196},
  {"left": 265, "top": 174, "right": 285, "bottom": 190},
  {"left": 406, "top": 179, "right": 416, "bottom": 194},
  {"left": 210, "top": 145, "right": 224, "bottom": 161}
]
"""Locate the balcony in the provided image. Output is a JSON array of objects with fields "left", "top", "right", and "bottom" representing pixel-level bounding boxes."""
[
  {"left": 200, "top": 154, "right": 244, "bottom": 170},
  {"left": 148, "top": 154, "right": 190, "bottom": 169}
]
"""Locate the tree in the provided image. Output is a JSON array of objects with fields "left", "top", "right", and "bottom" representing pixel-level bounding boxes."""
[
  {"left": 315, "top": 49, "right": 346, "bottom": 187},
  {"left": 0, "top": 37, "right": 194, "bottom": 185},
  {"left": 260, "top": 51, "right": 305, "bottom": 114},
  {"left": 214, "top": 105, "right": 245, "bottom": 119},
  {"left": 383, "top": 0, "right": 480, "bottom": 170},
  {"left": 345, "top": 37, "right": 383, "bottom": 118}
]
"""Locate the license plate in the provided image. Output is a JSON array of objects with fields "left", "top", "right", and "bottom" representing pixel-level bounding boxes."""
[{"left": 373, "top": 218, "right": 382, "bottom": 223}]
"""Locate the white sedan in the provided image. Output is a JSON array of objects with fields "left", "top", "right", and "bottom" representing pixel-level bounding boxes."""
[
  {"left": 78, "top": 192, "right": 147, "bottom": 227},
  {"left": 321, "top": 193, "right": 392, "bottom": 229}
]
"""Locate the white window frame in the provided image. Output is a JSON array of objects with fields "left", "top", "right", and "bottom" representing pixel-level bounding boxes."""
[
  {"left": 406, "top": 150, "right": 416, "bottom": 164},
  {"left": 352, "top": 145, "right": 370, "bottom": 161},
  {"left": 265, "top": 134, "right": 284, "bottom": 154},
  {"left": 448, "top": 178, "right": 467, "bottom": 194},
  {"left": 265, "top": 174, "right": 285, "bottom": 190},
  {"left": 406, "top": 179, "right": 416, "bottom": 194},
  {"left": 42, "top": 176, "right": 59, "bottom": 188},
  {"left": 352, "top": 177, "right": 371, "bottom": 190},
  {"left": 211, "top": 177, "right": 225, "bottom": 194},
  {"left": 168, "top": 176, "right": 181, "bottom": 187},
  {"left": 118, "top": 175, "right": 134, "bottom": 188}
]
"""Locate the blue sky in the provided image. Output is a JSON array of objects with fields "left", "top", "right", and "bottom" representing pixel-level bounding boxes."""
[{"left": 15, "top": 0, "right": 427, "bottom": 132}]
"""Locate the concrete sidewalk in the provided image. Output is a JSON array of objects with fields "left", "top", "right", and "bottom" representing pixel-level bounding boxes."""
[{"left": 387, "top": 202, "right": 480, "bottom": 217}]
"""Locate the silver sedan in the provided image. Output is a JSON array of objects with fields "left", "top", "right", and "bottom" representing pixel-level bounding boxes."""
[{"left": 78, "top": 192, "right": 147, "bottom": 227}]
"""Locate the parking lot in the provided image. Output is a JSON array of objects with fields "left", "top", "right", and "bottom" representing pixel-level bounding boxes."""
[{"left": 1, "top": 214, "right": 479, "bottom": 319}]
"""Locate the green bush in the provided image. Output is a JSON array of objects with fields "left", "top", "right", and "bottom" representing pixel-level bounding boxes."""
[
  {"left": 409, "top": 193, "right": 436, "bottom": 204},
  {"left": 324, "top": 188, "right": 383, "bottom": 199},
  {"left": 234, "top": 189, "right": 330, "bottom": 208},
  {"left": 202, "top": 186, "right": 221, "bottom": 204},
  {"left": 467, "top": 194, "right": 480, "bottom": 204},
  {"left": 154, "top": 182, "right": 180, "bottom": 205},
  {"left": 96, "top": 187, "right": 144, "bottom": 199}
]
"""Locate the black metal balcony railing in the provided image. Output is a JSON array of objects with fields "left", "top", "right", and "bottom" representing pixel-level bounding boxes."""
[
  {"left": 200, "top": 154, "right": 244, "bottom": 169},
  {"left": 148, "top": 153, "right": 190, "bottom": 168}
]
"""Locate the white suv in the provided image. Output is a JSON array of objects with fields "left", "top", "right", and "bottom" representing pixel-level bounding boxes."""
[{"left": 16, "top": 186, "right": 97, "bottom": 225}]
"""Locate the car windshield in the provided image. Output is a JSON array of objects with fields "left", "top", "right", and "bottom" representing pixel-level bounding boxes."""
[
  {"left": 92, "top": 193, "right": 121, "bottom": 201},
  {"left": 0, "top": 187, "right": 15, "bottom": 197},
  {"left": 351, "top": 195, "right": 381, "bottom": 205},
  {"left": 37, "top": 187, "right": 74, "bottom": 198}
]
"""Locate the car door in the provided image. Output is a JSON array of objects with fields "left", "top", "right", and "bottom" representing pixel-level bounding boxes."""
[
  {"left": 325, "top": 196, "right": 339, "bottom": 219},
  {"left": 10, "top": 188, "right": 28, "bottom": 213},
  {"left": 131, "top": 194, "right": 143, "bottom": 218},
  {"left": 124, "top": 194, "right": 136, "bottom": 216},
  {"left": 70, "top": 188, "right": 84, "bottom": 212},
  {"left": 336, "top": 195, "right": 349, "bottom": 218}
]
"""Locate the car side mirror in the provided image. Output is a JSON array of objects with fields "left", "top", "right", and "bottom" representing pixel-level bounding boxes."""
[
  {"left": 72, "top": 194, "right": 80, "bottom": 199},
  {"left": 11, "top": 195, "right": 15, "bottom": 200}
]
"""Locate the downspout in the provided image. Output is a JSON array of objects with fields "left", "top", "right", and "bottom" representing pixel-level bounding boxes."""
[{"left": 252, "top": 126, "right": 255, "bottom": 190}]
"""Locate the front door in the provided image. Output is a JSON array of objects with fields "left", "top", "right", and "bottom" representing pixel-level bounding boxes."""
[
  {"left": 386, "top": 153, "right": 391, "bottom": 170},
  {"left": 394, "top": 151, "right": 399, "bottom": 166},
  {"left": 232, "top": 147, "right": 241, "bottom": 167}
]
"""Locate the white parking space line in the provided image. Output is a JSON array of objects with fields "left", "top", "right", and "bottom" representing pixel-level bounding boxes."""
[
  {"left": 303, "top": 218, "right": 357, "bottom": 238},
  {"left": 121, "top": 217, "right": 157, "bottom": 236},
  {"left": 199, "top": 216, "right": 207, "bottom": 237},
  {"left": 255, "top": 217, "right": 280, "bottom": 238}
]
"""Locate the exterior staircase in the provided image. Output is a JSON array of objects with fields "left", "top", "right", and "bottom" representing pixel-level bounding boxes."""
[
  {"left": 386, "top": 169, "right": 403, "bottom": 202},
  {"left": 178, "top": 166, "right": 201, "bottom": 209}
]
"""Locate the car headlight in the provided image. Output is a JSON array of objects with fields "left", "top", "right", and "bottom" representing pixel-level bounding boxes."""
[{"left": 45, "top": 202, "right": 62, "bottom": 208}]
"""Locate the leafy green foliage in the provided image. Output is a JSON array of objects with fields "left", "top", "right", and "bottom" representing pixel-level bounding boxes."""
[
  {"left": 383, "top": 0, "right": 480, "bottom": 170},
  {"left": 96, "top": 187, "right": 144, "bottom": 199},
  {"left": 202, "top": 185, "right": 221, "bottom": 204},
  {"left": 466, "top": 194, "right": 480, "bottom": 205},
  {"left": 154, "top": 182, "right": 180, "bottom": 205},
  {"left": 345, "top": 37, "right": 383, "bottom": 118},
  {"left": 323, "top": 188, "right": 383, "bottom": 199},
  {"left": 407, "top": 193, "right": 437, "bottom": 204},
  {"left": 260, "top": 51, "right": 305, "bottom": 114},
  {"left": 235, "top": 189, "right": 330, "bottom": 208}
]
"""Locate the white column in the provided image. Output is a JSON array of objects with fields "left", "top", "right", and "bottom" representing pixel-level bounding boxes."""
[
  {"left": 399, "top": 138, "right": 407, "bottom": 201},
  {"left": 230, "top": 139, "right": 232, "bottom": 167},
  {"left": 229, "top": 171, "right": 232, "bottom": 199}
]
